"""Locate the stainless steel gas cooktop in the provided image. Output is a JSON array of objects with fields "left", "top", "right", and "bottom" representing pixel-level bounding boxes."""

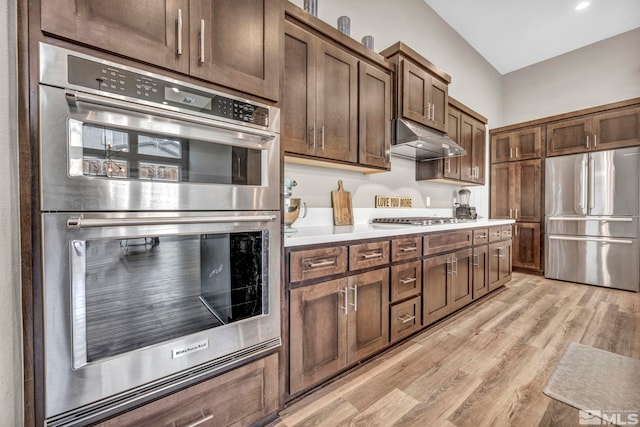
[{"left": 371, "top": 217, "right": 467, "bottom": 226}]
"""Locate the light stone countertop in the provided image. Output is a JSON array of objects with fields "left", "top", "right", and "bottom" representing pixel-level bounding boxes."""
[{"left": 284, "top": 218, "right": 516, "bottom": 247}]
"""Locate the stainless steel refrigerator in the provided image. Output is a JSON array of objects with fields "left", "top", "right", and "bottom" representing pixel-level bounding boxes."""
[{"left": 545, "top": 146, "right": 640, "bottom": 292}]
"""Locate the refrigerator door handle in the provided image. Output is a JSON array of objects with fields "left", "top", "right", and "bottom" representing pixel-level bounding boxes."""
[
  {"left": 547, "top": 216, "right": 634, "bottom": 222},
  {"left": 578, "top": 157, "right": 588, "bottom": 214},
  {"left": 588, "top": 156, "right": 596, "bottom": 214},
  {"left": 548, "top": 235, "right": 634, "bottom": 245}
]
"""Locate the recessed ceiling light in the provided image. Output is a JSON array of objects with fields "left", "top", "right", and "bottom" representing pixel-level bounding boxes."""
[{"left": 575, "top": 1, "right": 590, "bottom": 11}]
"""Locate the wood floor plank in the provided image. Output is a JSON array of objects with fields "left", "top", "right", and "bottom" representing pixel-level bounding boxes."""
[{"left": 278, "top": 274, "right": 640, "bottom": 427}]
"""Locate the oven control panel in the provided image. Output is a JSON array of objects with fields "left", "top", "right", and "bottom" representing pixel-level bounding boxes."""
[{"left": 67, "top": 56, "right": 270, "bottom": 127}]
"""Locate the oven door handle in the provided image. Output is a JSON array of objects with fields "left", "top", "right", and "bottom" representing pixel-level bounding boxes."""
[
  {"left": 64, "top": 90, "right": 277, "bottom": 142},
  {"left": 67, "top": 214, "right": 278, "bottom": 229}
]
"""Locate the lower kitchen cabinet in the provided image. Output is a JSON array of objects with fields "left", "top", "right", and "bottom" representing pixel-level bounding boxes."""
[
  {"left": 423, "top": 253, "right": 452, "bottom": 326},
  {"left": 489, "top": 240, "right": 512, "bottom": 291},
  {"left": 289, "top": 269, "right": 389, "bottom": 395},
  {"left": 450, "top": 249, "right": 473, "bottom": 311},
  {"left": 390, "top": 296, "right": 421, "bottom": 342},
  {"left": 97, "top": 353, "right": 279, "bottom": 427},
  {"left": 472, "top": 245, "right": 489, "bottom": 299},
  {"left": 513, "top": 222, "right": 542, "bottom": 271}
]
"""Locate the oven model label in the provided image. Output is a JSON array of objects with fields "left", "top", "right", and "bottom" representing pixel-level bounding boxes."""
[{"left": 172, "top": 340, "right": 210, "bottom": 359}]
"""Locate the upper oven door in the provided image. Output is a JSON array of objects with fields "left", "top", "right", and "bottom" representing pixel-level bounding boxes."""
[{"left": 39, "top": 84, "right": 279, "bottom": 211}]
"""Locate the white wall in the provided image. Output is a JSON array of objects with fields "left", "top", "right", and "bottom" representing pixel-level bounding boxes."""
[
  {"left": 286, "top": 0, "right": 503, "bottom": 218},
  {"left": 0, "top": 0, "right": 23, "bottom": 425},
  {"left": 501, "top": 28, "right": 640, "bottom": 126}
]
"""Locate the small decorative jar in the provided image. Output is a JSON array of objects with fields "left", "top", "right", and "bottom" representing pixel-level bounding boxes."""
[
  {"left": 303, "top": 0, "right": 317, "bottom": 16},
  {"left": 362, "top": 35, "right": 374, "bottom": 50},
  {"left": 337, "top": 16, "right": 350, "bottom": 36}
]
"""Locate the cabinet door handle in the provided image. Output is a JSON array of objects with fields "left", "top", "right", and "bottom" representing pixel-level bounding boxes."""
[
  {"left": 473, "top": 252, "right": 479, "bottom": 267},
  {"left": 176, "top": 9, "right": 183, "bottom": 55},
  {"left": 399, "top": 277, "right": 417, "bottom": 285},
  {"left": 423, "top": 103, "right": 430, "bottom": 119},
  {"left": 349, "top": 284, "right": 358, "bottom": 311},
  {"left": 594, "top": 134, "right": 597, "bottom": 148},
  {"left": 360, "top": 251, "right": 383, "bottom": 260},
  {"left": 515, "top": 147, "right": 519, "bottom": 158},
  {"left": 321, "top": 126, "right": 325, "bottom": 149},
  {"left": 399, "top": 245, "right": 417, "bottom": 253},
  {"left": 515, "top": 225, "right": 518, "bottom": 236},
  {"left": 398, "top": 314, "right": 416, "bottom": 324},
  {"left": 431, "top": 104, "right": 435, "bottom": 121},
  {"left": 199, "top": 19, "right": 205, "bottom": 63},
  {"left": 509, "top": 208, "right": 512, "bottom": 219},
  {"left": 313, "top": 126, "right": 317, "bottom": 149},
  {"left": 586, "top": 135, "right": 590, "bottom": 149},
  {"left": 340, "top": 288, "right": 348, "bottom": 315},
  {"left": 510, "top": 147, "right": 513, "bottom": 159},
  {"left": 305, "top": 258, "right": 336, "bottom": 269},
  {"left": 514, "top": 208, "right": 518, "bottom": 219},
  {"left": 174, "top": 411, "right": 214, "bottom": 427},
  {"left": 446, "top": 158, "right": 451, "bottom": 173},
  {"left": 498, "top": 247, "right": 505, "bottom": 259}
]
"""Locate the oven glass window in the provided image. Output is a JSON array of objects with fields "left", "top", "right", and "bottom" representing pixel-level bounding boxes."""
[
  {"left": 80, "top": 123, "right": 262, "bottom": 185},
  {"left": 81, "top": 231, "right": 265, "bottom": 362}
]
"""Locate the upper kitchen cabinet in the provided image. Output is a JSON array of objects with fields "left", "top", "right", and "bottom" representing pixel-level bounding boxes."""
[
  {"left": 41, "top": 0, "right": 282, "bottom": 101},
  {"left": 546, "top": 105, "right": 640, "bottom": 157},
  {"left": 381, "top": 42, "right": 451, "bottom": 133},
  {"left": 490, "top": 159, "right": 541, "bottom": 222},
  {"left": 491, "top": 126, "right": 542, "bottom": 163},
  {"left": 282, "top": 3, "right": 393, "bottom": 172},
  {"left": 416, "top": 98, "right": 487, "bottom": 185}
]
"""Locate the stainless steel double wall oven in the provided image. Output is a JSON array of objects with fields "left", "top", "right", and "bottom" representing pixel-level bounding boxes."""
[{"left": 38, "top": 43, "right": 281, "bottom": 425}]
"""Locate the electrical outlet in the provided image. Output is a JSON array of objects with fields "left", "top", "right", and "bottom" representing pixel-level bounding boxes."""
[{"left": 425, "top": 196, "right": 431, "bottom": 207}]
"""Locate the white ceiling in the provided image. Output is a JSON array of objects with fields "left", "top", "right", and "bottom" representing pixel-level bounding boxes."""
[{"left": 423, "top": 0, "right": 640, "bottom": 74}]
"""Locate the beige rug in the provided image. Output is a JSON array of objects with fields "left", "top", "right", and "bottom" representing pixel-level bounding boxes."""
[{"left": 543, "top": 342, "right": 640, "bottom": 424}]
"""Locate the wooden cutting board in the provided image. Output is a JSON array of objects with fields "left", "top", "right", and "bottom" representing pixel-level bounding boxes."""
[{"left": 331, "top": 180, "right": 353, "bottom": 226}]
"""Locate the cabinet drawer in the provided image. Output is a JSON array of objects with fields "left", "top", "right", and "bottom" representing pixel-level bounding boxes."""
[
  {"left": 390, "top": 296, "right": 422, "bottom": 342},
  {"left": 423, "top": 230, "right": 472, "bottom": 256},
  {"left": 97, "top": 353, "right": 279, "bottom": 427},
  {"left": 391, "top": 236, "right": 422, "bottom": 262},
  {"left": 390, "top": 261, "right": 422, "bottom": 303},
  {"left": 290, "top": 246, "right": 348, "bottom": 283},
  {"left": 501, "top": 225, "right": 513, "bottom": 239},
  {"left": 489, "top": 226, "right": 503, "bottom": 242},
  {"left": 473, "top": 228, "right": 489, "bottom": 245},
  {"left": 349, "top": 241, "right": 390, "bottom": 271}
]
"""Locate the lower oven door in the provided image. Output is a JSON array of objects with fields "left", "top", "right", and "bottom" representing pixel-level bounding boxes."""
[{"left": 42, "top": 211, "right": 280, "bottom": 422}]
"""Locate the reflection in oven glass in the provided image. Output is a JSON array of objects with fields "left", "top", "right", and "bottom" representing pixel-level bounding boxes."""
[
  {"left": 138, "top": 134, "right": 182, "bottom": 158},
  {"left": 139, "top": 162, "right": 180, "bottom": 181},
  {"left": 83, "top": 232, "right": 264, "bottom": 362},
  {"left": 83, "top": 157, "right": 128, "bottom": 178}
]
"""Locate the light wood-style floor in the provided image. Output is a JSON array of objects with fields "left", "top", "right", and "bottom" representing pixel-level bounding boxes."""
[{"left": 276, "top": 272, "right": 640, "bottom": 427}]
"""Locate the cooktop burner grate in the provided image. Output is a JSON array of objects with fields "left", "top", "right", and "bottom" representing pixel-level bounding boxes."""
[{"left": 371, "top": 217, "right": 463, "bottom": 226}]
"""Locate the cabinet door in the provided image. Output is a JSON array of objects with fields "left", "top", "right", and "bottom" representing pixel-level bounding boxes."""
[
  {"left": 472, "top": 245, "right": 489, "bottom": 299},
  {"left": 347, "top": 269, "right": 390, "bottom": 363},
  {"left": 444, "top": 107, "right": 462, "bottom": 180},
  {"left": 490, "top": 163, "right": 515, "bottom": 219},
  {"left": 513, "top": 127, "right": 542, "bottom": 160},
  {"left": 488, "top": 242, "right": 501, "bottom": 291},
  {"left": 450, "top": 249, "right": 473, "bottom": 312},
  {"left": 401, "top": 60, "right": 430, "bottom": 127},
  {"left": 500, "top": 240, "right": 513, "bottom": 282},
  {"left": 97, "top": 353, "right": 279, "bottom": 427},
  {"left": 546, "top": 117, "right": 592, "bottom": 157},
  {"left": 491, "top": 132, "right": 513, "bottom": 164},
  {"left": 190, "top": 0, "right": 281, "bottom": 101},
  {"left": 315, "top": 42, "right": 358, "bottom": 163},
  {"left": 282, "top": 23, "right": 316, "bottom": 157},
  {"left": 41, "top": 0, "right": 190, "bottom": 74},
  {"left": 422, "top": 254, "right": 452, "bottom": 326},
  {"left": 514, "top": 159, "right": 542, "bottom": 222},
  {"left": 513, "top": 223, "right": 541, "bottom": 270},
  {"left": 593, "top": 106, "right": 640, "bottom": 151},
  {"left": 472, "top": 119, "right": 486, "bottom": 184},
  {"left": 429, "top": 78, "right": 448, "bottom": 133},
  {"left": 289, "top": 278, "right": 348, "bottom": 394},
  {"left": 390, "top": 296, "right": 421, "bottom": 342},
  {"left": 391, "top": 261, "right": 422, "bottom": 303},
  {"left": 459, "top": 114, "right": 475, "bottom": 182},
  {"left": 358, "top": 62, "right": 391, "bottom": 169}
]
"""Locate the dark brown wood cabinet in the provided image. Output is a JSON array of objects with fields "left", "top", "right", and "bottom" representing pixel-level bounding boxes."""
[
  {"left": 41, "top": 0, "right": 281, "bottom": 101},
  {"left": 546, "top": 106, "right": 640, "bottom": 156},
  {"left": 490, "top": 159, "right": 541, "bottom": 222},
  {"left": 283, "top": 22, "right": 358, "bottom": 163},
  {"left": 489, "top": 240, "right": 512, "bottom": 291},
  {"left": 491, "top": 127, "right": 542, "bottom": 163},
  {"left": 450, "top": 249, "right": 473, "bottom": 311},
  {"left": 381, "top": 42, "right": 451, "bottom": 134},
  {"left": 472, "top": 244, "right": 489, "bottom": 299},
  {"left": 97, "top": 353, "right": 279, "bottom": 427},
  {"left": 289, "top": 268, "right": 389, "bottom": 395},
  {"left": 513, "top": 222, "right": 541, "bottom": 271},
  {"left": 359, "top": 62, "right": 391, "bottom": 168},
  {"left": 416, "top": 99, "right": 487, "bottom": 185},
  {"left": 390, "top": 296, "right": 421, "bottom": 342},
  {"left": 422, "top": 253, "right": 451, "bottom": 326}
]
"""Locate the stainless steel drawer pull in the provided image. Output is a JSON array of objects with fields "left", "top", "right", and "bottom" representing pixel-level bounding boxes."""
[
  {"left": 399, "top": 277, "right": 417, "bottom": 285},
  {"left": 476, "top": 234, "right": 487, "bottom": 239},
  {"left": 67, "top": 214, "right": 276, "bottom": 229},
  {"left": 398, "top": 314, "right": 416, "bottom": 324},
  {"left": 199, "top": 19, "right": 205, "bottom": 63},
  {"left": 349, "top": 284, "right": 358, "bottom": 311},
  {"left": 492, "top": 232, "right": 501, "bottom": 237},
  {"left": 399, "top": 246, "right": 417, "bottom": 253},
  {"left": 176, "top": 9, "right": 183, "bottom": 55},
  {"left": 360, "top": 251, "right": 383, "bottom": 260},
  {"left": 473, "top": 252, "right": 479, "bottom": 267},
  {"left": 306, "top": 258, "right": 337, "bottom": 269},
  {"left": 340, "top": 288, "right": 348, "bottom": 315},
  {"left": 174, "top": 411, "right": 213, "bottom": 427}
]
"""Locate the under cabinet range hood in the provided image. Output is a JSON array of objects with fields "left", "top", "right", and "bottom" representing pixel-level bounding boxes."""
[{"left": 391, "top": 118, "right": 466, "bottom": 161}]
